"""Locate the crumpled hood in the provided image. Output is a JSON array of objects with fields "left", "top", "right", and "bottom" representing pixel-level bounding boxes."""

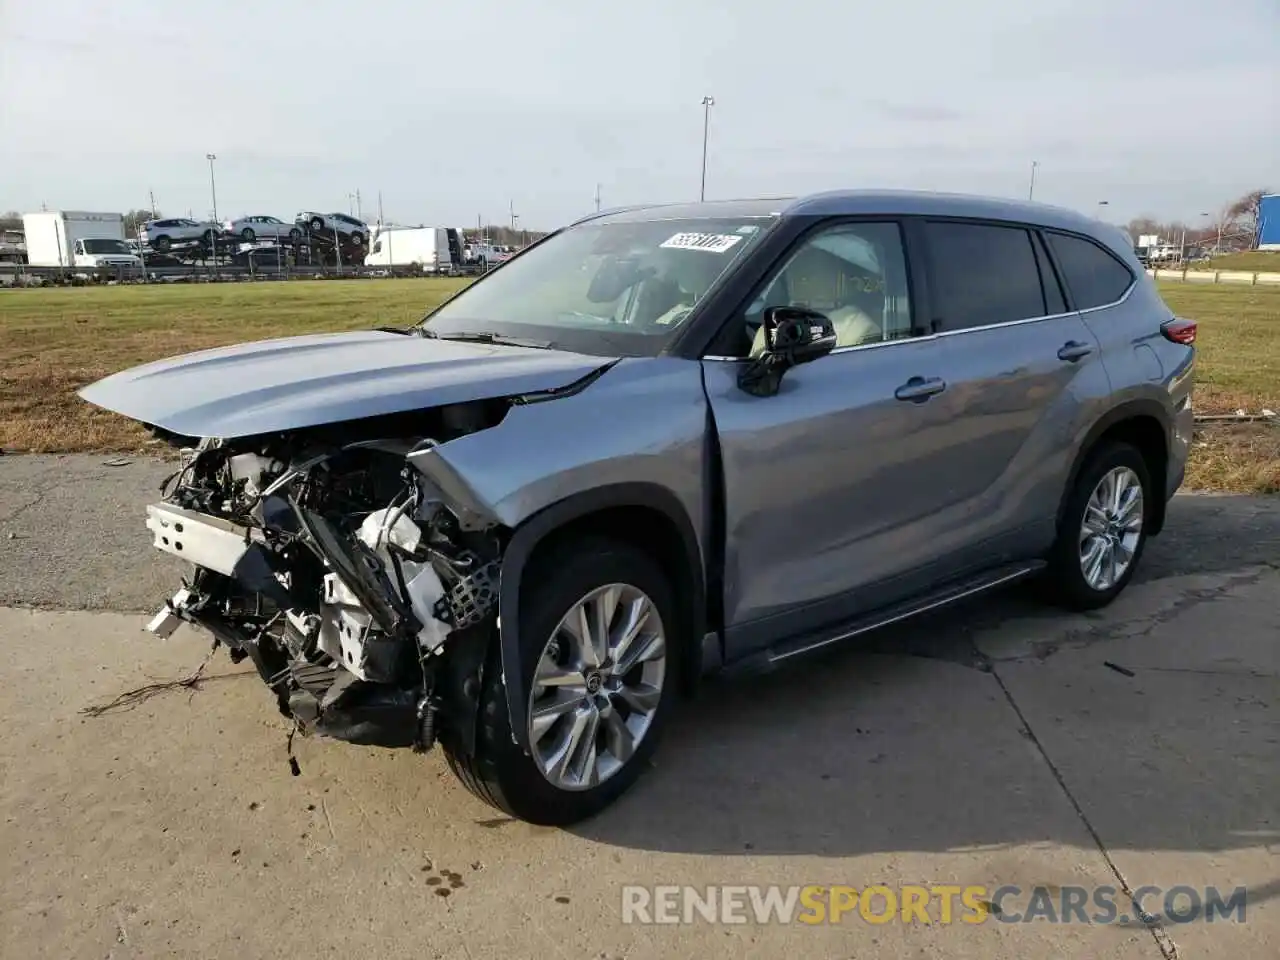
[{"left": 79, "top": 330, "right": 615, "bottom": 438}]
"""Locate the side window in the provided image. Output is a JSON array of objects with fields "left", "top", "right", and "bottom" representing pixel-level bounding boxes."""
[
  {"left": 924, "top": 221, "right": 1046, "bottom": 330},
  {"left": 742, "top": 221, "right": 913, "bottom": 357},
  {"left": 1045, "top": 231, "right": 1134, "bottom": 310}
]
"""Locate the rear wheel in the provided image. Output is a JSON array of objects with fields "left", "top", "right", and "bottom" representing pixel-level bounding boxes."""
[
  {"left": 154, "top": 235, "right": 171, "bottom": 252},
  {"left": 241, "top": 227, "right": 256, "bottom": 242},
  {"left": 310, "top": 216, "right": 325, "bottom": 233},
  {"left": 443, "top": 538, "right": 677, "bottom": 825},
  {"left": 1045, "top": 441, "right": 1151, "bottom": 610}
]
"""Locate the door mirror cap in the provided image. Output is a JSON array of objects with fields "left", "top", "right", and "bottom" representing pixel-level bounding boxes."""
[
  {"left": 738, "top": 306, "right": 837, "bottom": 397},
  {"left": 764, "top": 306, "right": 838, "bottom": 365}
]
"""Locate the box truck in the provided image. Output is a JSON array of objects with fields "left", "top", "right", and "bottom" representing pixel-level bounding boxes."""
[
  {"left": 365, "top": 226, "right": 465, "bottom": 273},
  {"left": 22, "top": 211, "right": 142, "bottom": 270}
]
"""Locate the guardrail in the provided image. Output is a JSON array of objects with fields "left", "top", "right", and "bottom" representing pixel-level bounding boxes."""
[
  {"left": 1147, "top": 267, "right": 1280, "bottom": 285},
  {"left": 0, "top": 262, "right": 489, "bottom": 285}
]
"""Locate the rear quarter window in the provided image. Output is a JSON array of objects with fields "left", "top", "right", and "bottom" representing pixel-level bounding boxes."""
[{"left": 1045, "top": 232, "right": 1134, "bottom": 310}]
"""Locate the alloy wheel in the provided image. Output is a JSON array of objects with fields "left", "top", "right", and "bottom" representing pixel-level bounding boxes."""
[
  {"left": 1078, "top": 466, "right": 1144, "bottom": 591},
  {"left": 526, "top": 583, "right": 667, "bottom": 791}
]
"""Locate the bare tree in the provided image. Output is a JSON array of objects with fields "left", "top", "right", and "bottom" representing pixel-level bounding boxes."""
[
  {"left": 122, "top": 209, "right": 158, "bottom": 238},
  {"left": 1225, "top": 189, "right": 1269, "bottom": 248},
  {"left": 0, "top": 210, "right": 21, "bottom": 231}
]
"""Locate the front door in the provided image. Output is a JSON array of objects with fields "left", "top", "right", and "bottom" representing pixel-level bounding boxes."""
[{"left": 702, "top": 219, "right": 963, "bottom": 656}]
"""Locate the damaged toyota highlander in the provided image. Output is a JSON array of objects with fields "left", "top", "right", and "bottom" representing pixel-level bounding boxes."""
[{"left": 81, "top": 191, "right": 1195, "bottom": 825}]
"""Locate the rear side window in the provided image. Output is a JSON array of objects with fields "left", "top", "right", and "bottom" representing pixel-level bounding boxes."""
[
  {"left": 1045, "top": 232, "right": 1134, "bottom": 310},
  {"left": 924, "top": 221, "right": 1047, "bottom": 331}
]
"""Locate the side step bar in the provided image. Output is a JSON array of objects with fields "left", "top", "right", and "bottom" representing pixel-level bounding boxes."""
[{"left": 763, "top": 561, "right": 1045, "bottom": 667}]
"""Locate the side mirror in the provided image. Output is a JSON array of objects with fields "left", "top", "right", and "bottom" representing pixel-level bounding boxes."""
[{"left": 738, "top": 306, "right": 837, "bottom": 397}]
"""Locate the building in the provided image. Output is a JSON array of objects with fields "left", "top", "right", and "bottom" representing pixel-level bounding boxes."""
[{"left": 1258, "top": 194, "right": 1280, "bottom": 251}]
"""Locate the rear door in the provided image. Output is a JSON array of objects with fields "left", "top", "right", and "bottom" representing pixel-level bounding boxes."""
[{"left": 916, "top": 218, "right": 1110, "bottom": 568}]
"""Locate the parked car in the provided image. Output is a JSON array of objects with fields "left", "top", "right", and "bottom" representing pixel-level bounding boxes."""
[
  {"left": 142, "top": 218, "right": 220, "bottom": 252},
  {"left": 296, "top": 212, "right": 368, "bottom": 245},
  {"left": 225, "top": 215, "right": 303, "bottom": 244},
  {"left": 79, "top": 190, "right": 1194, "bottom": 827},
  {"left": 231, "top": 244, "right": 289, "bottom": 269}
]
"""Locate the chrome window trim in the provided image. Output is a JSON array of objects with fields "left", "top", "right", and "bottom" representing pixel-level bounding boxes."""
[{"left": 701, "top": 272, "right": 1135, "bottom": 363}]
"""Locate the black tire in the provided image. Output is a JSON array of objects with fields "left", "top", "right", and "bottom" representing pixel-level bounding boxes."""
[
  {"left": 350, "top": 231, "right": 363, "bottom": 246},
  {"left": 241, "top": 228, "right": 256, "bottom": 242},
  {"left": 1044, "top": 441, "right": 1152, "bottom": 610},
  {"left": 155, "top": 235, "right": 171, "bottom": 252},
  {"left": 442, "top": 538, "right": 679, "bottom": 826},
  {"left": 203, "top": 230, "right": 217, "bottom": 244},
  {"left": 310, "top": 217, "right": 325, "bottom": 233},
  {"left": 288, "top": 228, "right": 301, "bottom": 243}
]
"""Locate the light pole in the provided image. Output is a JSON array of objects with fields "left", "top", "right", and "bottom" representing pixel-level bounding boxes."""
[
  {"left": 205, "top": 154, "right": 218, "bottom": 223},
  {"left": 595, "top": 182, "right": 601, "bottom": 213},
  {"left": 1096, "top": 200, "right": 1109, "bottom": 219},
  {"left": 1027, "top": 160, "right": 1038, "bottom": 201},
  {"left": 700, "top": 95, "right": 715, "bottom": 202}
]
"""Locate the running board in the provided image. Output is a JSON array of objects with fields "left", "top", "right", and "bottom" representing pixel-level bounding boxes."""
[{"left": 763, "top": 561, "right": 1045, "bottom": 667}]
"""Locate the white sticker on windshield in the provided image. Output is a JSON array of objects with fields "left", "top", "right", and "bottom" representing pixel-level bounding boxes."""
[{"left": 660, "top": 232, "right": 744, "bottom": 253}]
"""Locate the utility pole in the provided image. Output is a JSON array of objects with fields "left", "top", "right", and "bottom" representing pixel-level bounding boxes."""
[
  {"left": 149, "top": 189, "right": 157, "bottom": 217},
  {"left": 700, "top": 96, "right": 715, "bottom": 202},
  {"left": 355, "top": 189, "right": 362, "bottom": 222},
  {"left": 205, "top": 153, "right": 218, "bottom": 222},
  {"left": 379, "top": 191, "right": 391, "bottom": 270},
  {"left": 595, "top": 183, "right": 601, "bottom": 213},
  {"left": 1027, "top": 160, "right": 1038, "bottom": 201}
]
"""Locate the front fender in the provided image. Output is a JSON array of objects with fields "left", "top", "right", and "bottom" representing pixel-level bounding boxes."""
[
  {"left": 496, "top": 483, "right": 706, "bottom": 754},
  {"left": 407, "top": 357, "right": 712, "bottom": 754}
]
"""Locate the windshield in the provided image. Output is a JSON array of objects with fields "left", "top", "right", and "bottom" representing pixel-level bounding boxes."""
[
  {"left": 421, "top": 215, "right": 774, "bottom": 354},
  {"left": 82, "top": 238, "right": 130, "bottom": 255}
]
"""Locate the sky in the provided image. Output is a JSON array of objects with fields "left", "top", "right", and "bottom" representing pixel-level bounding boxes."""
[{"left": 1, "top": 0, "right": 1276, "bottom": 231}]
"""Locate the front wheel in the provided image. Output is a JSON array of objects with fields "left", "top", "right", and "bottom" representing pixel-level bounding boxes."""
[
  {"left": 241, "top": 228, "right": 256, "bottom": 242},
  {"left": 443, "top": 538, "right": 678, "bottom": 825},
  {"left": 1044, "top": 441, "right": 1151, "bottom": 610},
  {"left": 349, "top": 231, "right": 363, "bottom": 246}
]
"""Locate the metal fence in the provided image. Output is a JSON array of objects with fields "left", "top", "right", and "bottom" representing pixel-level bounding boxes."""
[{"left": 0, "top": 261, "right": 489, "bottom": 285}]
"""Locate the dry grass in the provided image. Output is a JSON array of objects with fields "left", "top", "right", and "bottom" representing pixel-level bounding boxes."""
[
  {"left": 0, "top": 278, "right": 469, "bottom": 452},
  {"left": 0, "top": 277, "right": 1276, "bottom": 493},
  {"left": 1158, "top": 282, "right": 1280, "bottom": 493}
]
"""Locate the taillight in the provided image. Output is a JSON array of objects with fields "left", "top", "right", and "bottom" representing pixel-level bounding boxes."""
[{"left": 1161, "top": 318, "right": 1197, "bottom": 345}]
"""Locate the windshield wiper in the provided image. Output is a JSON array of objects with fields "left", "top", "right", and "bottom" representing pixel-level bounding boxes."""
[{"left": 426, "top": 331, "right": 554, "bottom": 349}]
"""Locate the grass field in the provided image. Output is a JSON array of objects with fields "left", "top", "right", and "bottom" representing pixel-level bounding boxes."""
[
  {"left": 1188, "top": 250, "right": 1280, "bottom": 273},
  {"left": 1, "top": 278, "right": 1276, "bottom": 492}
]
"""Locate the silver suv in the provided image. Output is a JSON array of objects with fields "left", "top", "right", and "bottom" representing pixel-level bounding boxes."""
[{"left": 81, "top": 190, "right": 1195, "bottom": 825}]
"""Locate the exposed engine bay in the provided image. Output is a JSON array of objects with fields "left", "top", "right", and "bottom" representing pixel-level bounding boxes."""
[{"left": 144, "top": 402, "right": 508, "bottom": 755}]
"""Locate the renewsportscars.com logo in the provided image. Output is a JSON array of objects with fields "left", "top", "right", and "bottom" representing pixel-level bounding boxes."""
[{"left": 620, "top": 884, "right": 1248, "bottom": 926}]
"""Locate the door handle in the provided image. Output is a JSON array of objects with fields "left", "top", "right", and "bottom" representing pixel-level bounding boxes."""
[
  {"left": 894, "top": 376, "right": 947, "bottom": 402},
  {"left": 1057, "top": 341, "right": 1094, "bottom": 362}
]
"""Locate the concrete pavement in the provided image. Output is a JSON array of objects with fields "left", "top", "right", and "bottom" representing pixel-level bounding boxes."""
[{"left": 1, "top": 455, "right": 1277, "bottom": 958}]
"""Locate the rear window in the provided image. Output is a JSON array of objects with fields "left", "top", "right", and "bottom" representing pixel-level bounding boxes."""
[
  {"left": 924, "top": 221, "right": 1047, "bottom": 330},
  {"left": 1045, "top": 232, "right": 1134, "bottom": 310}
]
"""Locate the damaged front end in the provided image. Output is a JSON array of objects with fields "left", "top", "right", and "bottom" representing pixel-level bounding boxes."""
[{"left": 145, "top": 412, "right": 505, "bottom": 756}]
